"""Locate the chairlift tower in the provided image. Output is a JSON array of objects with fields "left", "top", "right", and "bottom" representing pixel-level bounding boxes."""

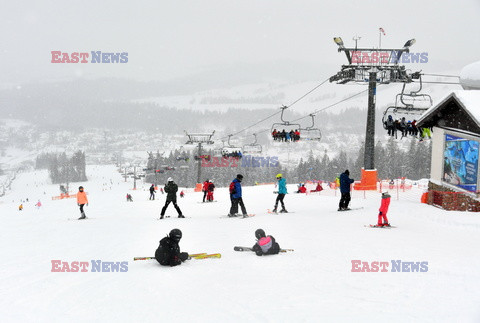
[
  {"left": 185, "top": 131, "right": 215, "bottom": 184},
  {"left": 330, "top": 36, "right": 419, "bottom": 189}
]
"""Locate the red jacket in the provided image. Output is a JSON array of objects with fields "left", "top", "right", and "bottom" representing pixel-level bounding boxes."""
[
  {"left": 379, "top": 194, "right": 391, "bottom": 214},
  {"left": 203, "top": 181, "right": 209, "bottom": 191}
]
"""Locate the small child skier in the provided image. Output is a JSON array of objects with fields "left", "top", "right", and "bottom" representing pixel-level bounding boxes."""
[
  {"left": 252, "top": 229, "right": 281, "bottom": 256},
  {"left": 378, "top": 192, "right": 391, "bottom": 227},
  {"left": 206, "top": 180, "right": 215, "bottom": 201}
]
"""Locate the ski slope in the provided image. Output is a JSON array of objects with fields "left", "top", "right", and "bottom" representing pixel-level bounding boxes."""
[{"left": 1, "top": 165, "right": 479, "bottom": 322}]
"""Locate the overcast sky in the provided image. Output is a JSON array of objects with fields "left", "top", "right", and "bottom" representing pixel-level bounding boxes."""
[{"left": 1, "top": 0, "right": 479, "bottom": 86}]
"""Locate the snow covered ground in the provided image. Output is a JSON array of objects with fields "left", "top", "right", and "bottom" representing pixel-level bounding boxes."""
[{"left": 1, "top": 165, "right": 480, "bottom": 322}]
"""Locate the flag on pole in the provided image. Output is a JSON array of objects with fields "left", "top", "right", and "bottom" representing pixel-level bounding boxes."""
[{"left": 379, "top": 27, "right": 386, "bottom": 35}]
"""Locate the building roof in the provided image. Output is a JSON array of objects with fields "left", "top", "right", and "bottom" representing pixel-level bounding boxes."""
[{"left": 417, "top": 90, "right": 480, "bottom": 133}]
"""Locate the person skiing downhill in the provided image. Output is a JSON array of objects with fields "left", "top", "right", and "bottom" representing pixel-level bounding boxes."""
[
  {"left": 377, "top": 192, "right": 391, "bottom": 227},
  {"left": 228, "top": 174, "right": 247, "bottom": 217},
  {"left": 77, "top": 186, "right": 88, "bottom": 219},
  {"left": 252, "top": 229, "right": 281, "bottom": 256},
  {"left": 149, "top": 184, "right": 156, "bottom": 200},
  {"left": 154, "top": 228, "right": 189, "bottom": 266},
  {"left": 206, "top": 180, "right": 215, "bottom": 202},
  {"left": 160, "top": 178, "right": 184, "bottom": 219},
  {"left": 338, "top": 170, "right": 354, "bottom": 211},
  {"left": 273, "top": 174, "right": 287, "bottom": 213}
]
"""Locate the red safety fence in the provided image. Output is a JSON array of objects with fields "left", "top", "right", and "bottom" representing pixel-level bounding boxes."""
[{"left": 52, "top": 193, "right": 77, "bottom": 200}]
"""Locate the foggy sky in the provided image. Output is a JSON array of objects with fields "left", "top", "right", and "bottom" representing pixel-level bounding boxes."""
[{"left": 1, "top": 0, "right": 479, "bottom": 86}]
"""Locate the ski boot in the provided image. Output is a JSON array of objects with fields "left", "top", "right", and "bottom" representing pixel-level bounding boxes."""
[
  {"left": 78, "top": 212, "right": 86, "bottom": 220},
  {"left": 383, "top": 223, "right": 391, "bottom": 227},
  {"left": 159, "top": 215, "right": 164, "bottom": 220},
  {"left": 279, "top": 208, "right": 288, "bottom": 213},
  {"left": 178, "top": 214, "right": 185, "bottom": 218},
  {"left": 227, "top": 213, "right": 235, "bottom": 217},
  {"left": 272, "top": 207, "right": 278, "bottom": 213}
]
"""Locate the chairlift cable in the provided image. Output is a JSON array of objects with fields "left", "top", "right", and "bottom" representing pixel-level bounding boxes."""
[{"left": 218, "top": 77, "right": 330, "bottom": 141}]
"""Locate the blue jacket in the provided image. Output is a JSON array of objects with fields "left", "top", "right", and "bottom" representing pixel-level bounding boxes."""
[
  {"left": 339, "top": 172, "right": 354, "bottom": 193},
  {"left": 277, "top": 178, "right": 287, "bottom": 194},
  {"left": 231, "top": 178, "right": 242, "bottom": 199}
]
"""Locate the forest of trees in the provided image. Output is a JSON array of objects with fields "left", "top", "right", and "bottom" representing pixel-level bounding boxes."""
[
  {"left": 292, "top": 138, "right": 432, "bottom": 183},
  {"left": 142, "top": 138, "right": 431, "bottom": 188},
  {"left": 36, "top": 151, "right": 87, "bottom": 184}
]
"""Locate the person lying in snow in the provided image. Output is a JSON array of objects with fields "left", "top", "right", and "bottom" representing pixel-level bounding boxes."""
[{"left": 252, "top": 229, "right": 280, "bottom": 256}]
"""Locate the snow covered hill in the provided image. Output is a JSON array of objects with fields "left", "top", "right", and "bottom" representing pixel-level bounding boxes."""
[{"left": 1, "top": 165, "right": 479, "bottom": 322}]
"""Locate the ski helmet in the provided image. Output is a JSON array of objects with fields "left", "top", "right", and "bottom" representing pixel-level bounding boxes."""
[
  {"left": 276, "top": 174, "right": 282, "bottom": 179},
  {"left": 255, "top": 229, "right": 266, "bottom": 240},
  {"left": 169, "top": 228, "right": 182, "bottom": 242},
  {"left": 167, "top": 177, "right": 173, "bottom": 182}
]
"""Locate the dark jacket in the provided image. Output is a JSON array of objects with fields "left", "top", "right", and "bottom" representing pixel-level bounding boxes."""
[
  {"left": 339, "top": 172, "right": 354, "bottom": 193},
  {"left": 149, "top": 185, "right": 155, "bottom": 194},
  {"left": 164, "top": 182, "right": 178, "bottom": 201},
  {"left": 208, "top": 183, "right": 215, "bottom": 192},
  {"left": 155, "top": 236, "right": 181, "bottom": 266},
  {"left": 252, "top": 235, "right": 280, "bottom": 256},
  {"left": 231, "top": 178, "right": 242, "bottom": 199}
]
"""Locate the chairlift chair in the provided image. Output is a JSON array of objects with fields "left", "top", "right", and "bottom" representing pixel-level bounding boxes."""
[
  {"left": 242, "top": 133, "right": 263, "bottom": 154},
  {"left": 300, "top": 114, "right": 322, "bottom": 141},
  {"left": 271, "top": 106, "right": 302, "bottom": 141},
  {"left": 381, "top": 78, "right": 432, "bottom": 129}
]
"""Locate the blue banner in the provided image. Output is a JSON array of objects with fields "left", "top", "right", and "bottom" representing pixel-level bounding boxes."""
[{"left": 443, "top": 134, "right": 479, "bottom": 192}]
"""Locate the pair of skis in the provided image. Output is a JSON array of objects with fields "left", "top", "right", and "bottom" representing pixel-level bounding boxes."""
[
  {"left": 267, "top": 209, "right": 292, "bottom": 214},
  {"left": 224, "top": 214, "right": 256, "bottom": 218},
  {"left": 234, "top": 246, "right": 294, "bottom": 253},
  {"left": 133, "top": 253, "right": 221, "bottom": 261},
  {"left": 365, "top": 224, "right": 397, "bottom": 229}
]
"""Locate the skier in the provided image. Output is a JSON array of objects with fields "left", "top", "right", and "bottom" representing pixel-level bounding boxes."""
[
  {"left": 273, "top": 174, "right": 287, "bottom": 213},
  {"left": 160, "top": 178, "right": 184, "bottom": 219},
  {"left": 297, "top": 184, "right": 307, "bottom": 194},
  {"left": 154, "top": 228, "right": 189, "bottom": 266},
  {"left": 309, "top": 182, "right": 323, "bottom": 193},
  {"left": 206, "top": 180, "right": 215, "bottom": 202},
  {"left": 252, "top": 229, "right": 280, "bottom": 256},
  {"left": 18, "top": 204, "right": 23, "bottom": 211},
  {"left": 338, "top": 170, "right": 354, "bottom": 211},
  {"left": 180, "top": 190, "right": 185, "bottom": 198},
  {"left": 77, "top": 186, "right": 88, "bottom": 219},
  {"left": 202, "top": 179, "right": 209, "bottom": 202},
  {"left": 385, "top": 115, "right": 395, "bottom": 136},
  {"left": 377, "top": 192, "right": 391, "bottom": 227},
  {"left": 35, "top": 200, "right": 42, "bottom": 209},
  {"left": 149, "top": 184, "right": 156, "bottom": 200},
  {"left": 126, "top": 193, "right": 133, "bottom": 202},
  {"left": 228, "top": 174, "right": 247, "bottom": 217}
]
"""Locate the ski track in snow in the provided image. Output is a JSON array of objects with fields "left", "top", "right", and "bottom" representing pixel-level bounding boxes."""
[{"left": 0, "top": 165, "right": 480, "bottom": 323}]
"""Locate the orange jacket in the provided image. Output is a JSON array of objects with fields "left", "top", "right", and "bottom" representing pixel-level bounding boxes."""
[{"left": 77, "top": 191, "right": 88, "bottom": 204}]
